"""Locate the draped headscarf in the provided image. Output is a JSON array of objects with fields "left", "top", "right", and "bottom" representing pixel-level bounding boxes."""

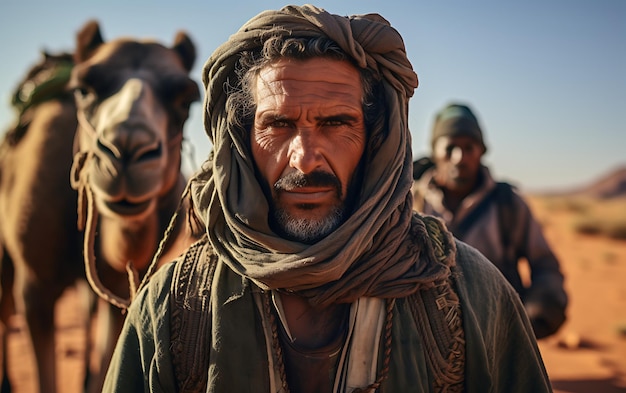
[{"left": 189, "top": 4, "right": 454, "bottom": 307}]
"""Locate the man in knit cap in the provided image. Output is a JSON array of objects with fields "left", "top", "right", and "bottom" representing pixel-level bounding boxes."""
[
  {"left": 104, "top": 7, "right": 552, "bottom": 392},
  {"left": 413, "top": 102, "right": 568, "bottom": 339}
]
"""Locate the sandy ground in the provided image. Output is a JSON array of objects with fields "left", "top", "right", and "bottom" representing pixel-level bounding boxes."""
[
  {"left": 4, "top": 288, "right": 87, "bottom": 392},
  {"left": 528, "top": 195, "right": 626, "bottom": 393},
  {"left": 2, "top": 195, "right": 626, "bottom": 392}
]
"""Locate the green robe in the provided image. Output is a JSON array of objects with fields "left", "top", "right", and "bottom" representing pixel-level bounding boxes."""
[{"left": 103, "top": 240, "right": 552, "bottom": 393}]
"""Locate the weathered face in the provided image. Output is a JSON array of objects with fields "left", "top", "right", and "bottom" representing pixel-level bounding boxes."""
[
  {"left": 251, "top": 58, "right": 366, "bottom": 243},
  {"left": 432, "top": 135, "right": 484, "bottom": 192},
  {"left": 71, "top": 39, "right": 199, "bottom": 222}
]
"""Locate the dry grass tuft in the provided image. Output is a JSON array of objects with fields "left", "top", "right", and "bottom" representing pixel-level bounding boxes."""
[{"left": 539, "top": 196, "right": 626, "bottom": 240}]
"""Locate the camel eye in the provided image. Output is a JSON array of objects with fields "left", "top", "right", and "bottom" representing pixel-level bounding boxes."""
[
  {"left": 74, "top": 87, "right": 86, "bottom": 97},
  {"left": 73, "top": 86, "right": 96, "bottom": 104}
]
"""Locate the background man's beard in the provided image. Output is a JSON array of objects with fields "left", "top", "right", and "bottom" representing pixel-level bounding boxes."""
[{"left": 273, "top": 205, "right": 344, "bottom": 244}]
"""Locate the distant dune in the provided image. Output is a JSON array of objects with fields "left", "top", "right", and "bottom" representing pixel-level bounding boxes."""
[
  {"left": 540, "top": 164, "right": 626, "bottom": 199},
  {"left": 575, "top": 165, "right": 626, "bottom": 199}
]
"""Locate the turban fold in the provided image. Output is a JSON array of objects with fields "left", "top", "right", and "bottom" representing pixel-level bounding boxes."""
[{"left": 189, "top": 4, "right": 453, "bottom": 306}]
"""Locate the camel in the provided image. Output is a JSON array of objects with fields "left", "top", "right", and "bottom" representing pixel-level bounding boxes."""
[{"left": 0, "top": 20, "right": 201, "bottom": 393}]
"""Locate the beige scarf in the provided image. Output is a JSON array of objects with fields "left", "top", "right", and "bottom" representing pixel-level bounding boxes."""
[{"left": 189, "top": 5, "right": 454, "bottom": 307}]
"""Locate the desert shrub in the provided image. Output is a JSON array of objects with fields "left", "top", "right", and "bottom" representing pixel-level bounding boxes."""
[
  {"left": 543, "top": 196, "right": 591, "bottom": 214},
  {"left": 571, "top": 197, "right": 626, "bottom": 240},
  {"left": 573, "top": 217, "right": 602, "bottom": 236},
  {"left": 606, "top": 222, "right": 626, "bottom": 240}
]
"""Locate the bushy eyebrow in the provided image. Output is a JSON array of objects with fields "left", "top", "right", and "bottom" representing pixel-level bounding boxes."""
[
  {"left": 255, "top": 112, "right": 288, "bottom": 125},
  {"left": 315, "top": 114, "right": 360, "bottom": 123},
  {"left": 256, "top": 112, "right": 360, "bottom": 125}
]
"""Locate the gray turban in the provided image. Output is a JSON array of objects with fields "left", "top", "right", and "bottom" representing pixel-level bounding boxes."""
[{"left": 189, "top": 5, "right": 453, "bottom": 306}]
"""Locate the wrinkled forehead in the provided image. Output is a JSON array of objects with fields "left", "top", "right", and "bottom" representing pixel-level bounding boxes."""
[{"left": 253, "top": 58, "right": 363, "bottom": 103}]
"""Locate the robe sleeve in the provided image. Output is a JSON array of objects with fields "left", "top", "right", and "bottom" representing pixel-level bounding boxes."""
[{"left": 103, "top": 263, "right": 179, "bottom": 393}]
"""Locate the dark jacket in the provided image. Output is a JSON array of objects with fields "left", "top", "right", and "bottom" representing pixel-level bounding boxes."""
[{"left": 412, "top": 165, "right": 568, "bottom": 339}]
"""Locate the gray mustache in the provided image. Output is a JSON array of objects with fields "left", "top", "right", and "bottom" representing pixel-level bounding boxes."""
[{"left": 274, "top": 171, "right": 342, "bottom": 196}]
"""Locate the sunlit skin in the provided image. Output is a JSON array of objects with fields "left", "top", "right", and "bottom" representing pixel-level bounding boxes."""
[
  {"left": 432, "top": 135, "right": 485, "bottom": 211},
  {"left": 250, "top": 57, "right": 366, "bottom": 350},
  {"left": 251, "top": 57, "right": 366, "bottom": 243}
]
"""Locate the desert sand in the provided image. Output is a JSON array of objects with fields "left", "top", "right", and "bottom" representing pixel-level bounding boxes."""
[
  {"left": 529, "top": 195, "right": 626, "bottom": 393},
  {"left": 3, "top": 195, "right": 626, "bottom": 392}
]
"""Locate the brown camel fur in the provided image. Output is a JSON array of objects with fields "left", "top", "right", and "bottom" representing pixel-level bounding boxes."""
[{"left": 0, "top": 20, "right": 201, "bottom": 393}]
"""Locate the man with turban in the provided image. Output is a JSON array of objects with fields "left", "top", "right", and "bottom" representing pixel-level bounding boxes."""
[{"left": 104, "top": 6, "right": 552, "bottom": 392}]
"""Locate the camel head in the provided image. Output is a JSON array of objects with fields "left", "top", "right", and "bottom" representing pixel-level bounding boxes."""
[{"left": 69, "top": 20, "right": 200, "bottom": 224}]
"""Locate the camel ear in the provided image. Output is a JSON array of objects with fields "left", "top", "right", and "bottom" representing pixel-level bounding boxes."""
[
  {"left": 172, "top": 31, "right": 196, "bottom": 72},
  {"left": 74, "top": 20, "right": 104, "bottom": 63}
]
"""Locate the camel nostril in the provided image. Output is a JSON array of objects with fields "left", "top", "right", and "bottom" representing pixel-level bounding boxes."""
[
  {"left": 96, "top": 137, "right": 163, "bottom": 165},
  {"left": 135, "top": 141, "right": 163, "bottom": 162},
  {"left": 96, "top": 139, "right": 121, "bottom": 160}
]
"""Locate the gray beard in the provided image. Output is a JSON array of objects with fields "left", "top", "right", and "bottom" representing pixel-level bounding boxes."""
[{"left": 273, "top": 205, "right": 344, "bottom": 244}]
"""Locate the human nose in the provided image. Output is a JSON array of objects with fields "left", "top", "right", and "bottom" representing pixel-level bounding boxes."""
[{"left": 289, "top": 130, "right": 322, "bottom": 174}]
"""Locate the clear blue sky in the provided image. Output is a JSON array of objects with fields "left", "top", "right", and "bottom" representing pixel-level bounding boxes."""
[{"left": 1, "top": 0, "right": 624, "bottom": 192}]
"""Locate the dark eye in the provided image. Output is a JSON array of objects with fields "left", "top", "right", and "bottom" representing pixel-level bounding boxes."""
[
  {"left": 323, "top": 119, "right": 344, "bottom": 127},
  {"left": 321, "top": 115, "right": 357, "bottom": 128},
  {"left": 73, "top": 86, "right": 89, "bottom": 98},
  {"left": 270, "top": 119, "right": 291, "bottom": 128},
  {"left": 160, "top": 77, "right": 200, "bottom": 104},
  {"left": 73, "top": 86, "right": 97, "bottom": 107},
  {"left": 469, "top": 143, "right": 482, "bottom": 153}
]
